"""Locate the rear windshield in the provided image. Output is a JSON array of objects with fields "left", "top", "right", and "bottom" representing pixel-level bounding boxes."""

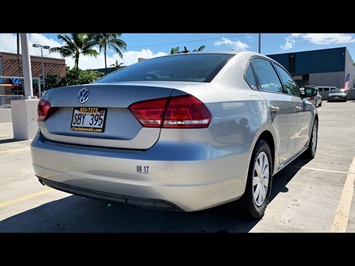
[{"left": 94, "top": 53, "right": 234, "bottom": 83}]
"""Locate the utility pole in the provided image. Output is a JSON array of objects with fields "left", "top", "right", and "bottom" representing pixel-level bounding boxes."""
[
  {"left": 258, "top": 33, "right": 261, "bottom": 53},
  {"left": 20, "top": 33, "right": 33, "bottom": 97}
]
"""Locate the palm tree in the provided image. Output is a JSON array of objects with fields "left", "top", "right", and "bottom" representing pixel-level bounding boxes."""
[
  {"left": 49, "top": 33, "right": 99, "bottom": 80},
  {"left": 90, "top": 33, "right": 127, "bottom": 75},
  {"left": 170, "top": 45, "right": 205, "bottom": 54},
  {"left": 192, "top": 45, "right": 205, "bottom": 52},
  {"left": 110, "top": 60, "right": 125, "bottom": 71}
]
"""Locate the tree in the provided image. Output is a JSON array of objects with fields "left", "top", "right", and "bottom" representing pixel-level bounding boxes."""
[
  {"left": 170, "top": 46, "right": 181, "bottom": 54},
  {"left": 170, "top": 45, "right": 205, "bottom": 54},
  {"left": 49, "top": 33, "right": 99, "bottom": 80},
  {"left": 192, "top": 45, "right": 205, "bottom": 52},
  {"left": 90, "top": 33, "right": 127, "bottom": 75},
  {"left": 46, "top": 66, "right": 105, "bottom": 88},
  {"left": 110, "top": 60, "right": 126, "bottom": 71}
]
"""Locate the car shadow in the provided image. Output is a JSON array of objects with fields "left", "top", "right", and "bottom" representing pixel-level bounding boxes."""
[
  {"left": 270, "top": 156, "right": 313, "bottom": 200},
  {"left": 0, "top": 195, "right": 255, "bottom": 233},
  {"left": 0, "top": 138, "right": 31, "bottom": 144}
]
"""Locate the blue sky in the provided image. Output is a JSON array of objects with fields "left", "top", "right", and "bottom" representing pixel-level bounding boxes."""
[{"left": 1, "top": 33, "right": 354, "bottom": 70}]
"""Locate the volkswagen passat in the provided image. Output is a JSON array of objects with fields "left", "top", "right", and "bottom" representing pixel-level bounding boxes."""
[{"left": 30, "top": 51, "right": 319, "bottom": 219}]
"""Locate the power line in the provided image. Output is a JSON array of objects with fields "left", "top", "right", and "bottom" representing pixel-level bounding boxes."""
[{"left": 127, "top": 34, "right": 251, "bottom": 50}]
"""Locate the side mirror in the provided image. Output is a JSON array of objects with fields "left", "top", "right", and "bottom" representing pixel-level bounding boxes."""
[
  {"left": 299, "top": 87, "right": 306, "bottom": 98},
  {"left": 310, "top": 88, "right": 318, "bottom": 97}
]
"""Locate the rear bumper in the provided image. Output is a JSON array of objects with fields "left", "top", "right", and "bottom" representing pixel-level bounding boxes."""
[
  {"left": 37, "top": 176, "right": 184, "bottom": 211},
  {"left": 31, "top": 132, "right": 250, "bottom": 212},
  {"left": 328, "top": 96, "right": 347, "bottom": 102}
]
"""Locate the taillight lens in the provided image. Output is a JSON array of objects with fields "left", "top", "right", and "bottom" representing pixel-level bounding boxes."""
[
  {"left": 129, "top": 95, "right": 212, "bottom": 128},
  {"left": 129, "top": 98, "right": 167, "bottom": 127},
  {"left": 37, "top": 98, "right": 52, "bottom": 122}
]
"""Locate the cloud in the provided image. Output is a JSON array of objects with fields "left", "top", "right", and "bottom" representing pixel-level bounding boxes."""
[
  {"left": 280, "top": 33, "right": 355, "bottom": 50},
  {"left": 213, "top": 37, "right": 250, "bottom": 51},
  {"left": 280, "top": 35, "right": 296, "bottom": 50},
  {"left": 116, "top": 49, "right": 167, "bottom": 67},
  {"left": 70, "top": 49, "right": 168, "bottom": 70},
  {"left": 300, "top": 33, "right": 355, "bottom": 45}
]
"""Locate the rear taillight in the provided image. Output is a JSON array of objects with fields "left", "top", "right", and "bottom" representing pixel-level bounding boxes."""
[
  {"left": 37, "top": 98, "right": 52, "bottom": 122},
  {"left": 129, "top": 95, "right": 212, "bottom": 128}
]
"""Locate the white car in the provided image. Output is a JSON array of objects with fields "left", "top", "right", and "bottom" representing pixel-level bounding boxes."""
[
  {"left": 304, "top": 86, "right": 323, "bottom": 107},
  {"left": 31, "top": 50, "right": 319, "bottom": 219}
]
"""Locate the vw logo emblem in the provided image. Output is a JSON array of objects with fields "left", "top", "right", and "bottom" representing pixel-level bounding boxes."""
[{"left": 78, "top": 88, "right": 90, "bottom": 104}]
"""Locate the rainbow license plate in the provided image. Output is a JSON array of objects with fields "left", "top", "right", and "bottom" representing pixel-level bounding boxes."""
[{"left": 71, "top": 107, "right": 106, "bottom": 133}]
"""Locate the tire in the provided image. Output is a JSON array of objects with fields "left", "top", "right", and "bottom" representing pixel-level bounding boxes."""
[
  {"left": 240, "top": 139, "right": 273, "bottom": 219},
  {"left": 304, "top": 118, "right": 318, "bottom": 159}
]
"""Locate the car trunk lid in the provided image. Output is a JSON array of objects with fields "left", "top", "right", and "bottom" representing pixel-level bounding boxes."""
[{"left": 38, "top": 83, "right": 176, "bottom": 150}]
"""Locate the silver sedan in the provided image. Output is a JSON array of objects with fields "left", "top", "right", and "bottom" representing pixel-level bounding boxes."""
[
  {"left": 328, "top": 88, "right": 348, "bottom": 102},
  {"left": 30, "top": 50, "right": 319, "bottom": 219}
]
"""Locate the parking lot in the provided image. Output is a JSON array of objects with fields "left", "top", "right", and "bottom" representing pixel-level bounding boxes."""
[{"left": 0, "top": 101, "right": 354, "bottom": 233}]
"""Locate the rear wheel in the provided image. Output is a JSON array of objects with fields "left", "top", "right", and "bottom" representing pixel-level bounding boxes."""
[
  {"left": 304, "top": 118, "right": 318, "bottom": 159},
  {"left": 240, "top": 139, "right": 273, "bottom": 219}
]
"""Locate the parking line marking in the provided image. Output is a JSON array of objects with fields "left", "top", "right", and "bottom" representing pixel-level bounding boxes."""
[
  {"left": 291, "top": 165, "right": 349, "bottom": 174},
  {"left": 0, "top": 188, "right": 53, "bottom": 208},
  {"left": 330, "top": 156, "right": 355, "bottom": 232}
]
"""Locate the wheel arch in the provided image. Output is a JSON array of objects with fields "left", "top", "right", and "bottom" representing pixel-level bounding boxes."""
[{"left": 255, "top": 130, "right": 275, "bottom": 174}]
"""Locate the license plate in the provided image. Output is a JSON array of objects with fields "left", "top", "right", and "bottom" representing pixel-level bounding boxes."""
[{"left": 71, "top": 107, "right": 106, "bottom": 133}]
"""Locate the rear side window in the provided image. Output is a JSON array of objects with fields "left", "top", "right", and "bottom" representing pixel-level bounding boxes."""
[
  {"left": 273, "top": 63, "right": 300, "bottom": 96},
  {"left": 245, "top": 64, "right": 258, "bottom": 90},
  {"left": 250, "top": 58, "right": 283, "bottom": 93}
]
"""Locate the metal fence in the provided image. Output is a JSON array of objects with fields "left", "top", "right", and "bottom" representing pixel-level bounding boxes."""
[{"left": 0, "top": 95, "right": 24, "bottom": 108}]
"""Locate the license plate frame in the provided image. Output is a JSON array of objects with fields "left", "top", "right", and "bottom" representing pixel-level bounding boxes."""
[{"left": 70, "top": 107, "right": 107, "bottom": 133}]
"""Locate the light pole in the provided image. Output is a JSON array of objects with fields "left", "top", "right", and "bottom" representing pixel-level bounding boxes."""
[{"left": 32, "top": 43, "right": 50, "bottom": 94}]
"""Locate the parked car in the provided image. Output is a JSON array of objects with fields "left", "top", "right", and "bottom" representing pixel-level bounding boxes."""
[
  {"left": 30, "top": 51, "right": 319, "bottom": 219},
  {"left": 314, "top": 85, "right": 339, "bottom": 100},
  {"left": 328, "top": 88, "right": 348, "bottom": 102},
  {"left": 303, "top": 86, "right": 322, "bottom": 107}
]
